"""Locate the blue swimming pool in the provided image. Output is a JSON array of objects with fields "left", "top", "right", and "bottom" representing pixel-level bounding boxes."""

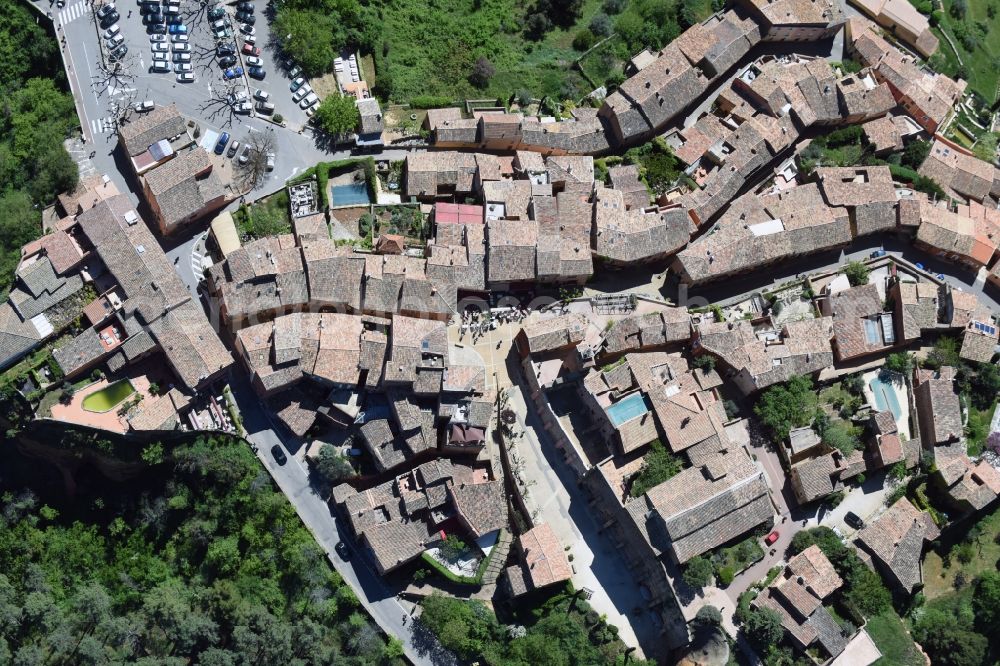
[
  {"left": 607, "top": 393, "right": 651, "bottom": 427},
  {"left": 331, "top": 182, "right": 371, "bottom": 207},
  {"left": 870, "top": 373, "right": 902, "bottom": 420}
]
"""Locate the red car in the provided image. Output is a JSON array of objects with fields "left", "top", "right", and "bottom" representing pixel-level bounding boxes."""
[
  {"left": 242, "top": 43, "right": 260, "bottom": 56},
  {"left": 765, "top": 530, "right": 780, "bottom": 545}
]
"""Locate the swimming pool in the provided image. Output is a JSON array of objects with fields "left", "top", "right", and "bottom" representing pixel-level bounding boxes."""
[
  {"left": 330, "top": 182, "right": 371, "bottom": 207},
  {"left": 81, "top": 380, "right": 136, "bottom": 413},
  {"left": 607, "top": 392, "right": 651, "bottom": 427},
  {"left": 869, "top": 373, "right": 902, "bottom": 420}
]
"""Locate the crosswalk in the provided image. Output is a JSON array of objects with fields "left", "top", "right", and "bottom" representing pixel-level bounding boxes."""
[
  {"left": 58, "top": 0, "right": 90, "bottom": 27},
  {"left": 89, "top": 116, "right": 116, "bottom": 135}
]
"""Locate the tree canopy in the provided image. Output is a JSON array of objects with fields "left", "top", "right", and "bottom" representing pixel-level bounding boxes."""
[
  {"left": 754, "top": 376, "right": 817, "bottom": 441},
  {"left": 630, "top": 439, "right": 682, "bottom": 497},
  {"left": 314, "top": 94, "right": 361, "bottom": 137},
  {"left": 0, "top": 435, "right": 399, "bottom": 665}
]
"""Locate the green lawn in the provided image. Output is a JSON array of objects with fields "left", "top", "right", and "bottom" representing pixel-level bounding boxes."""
[
  {"left": 378, "top": 0, "right": 605, "bottom": 102},
  {"left": 923, "top": 501, "right": 1000, "bottom": 599},
  {"left": 931, "top": 0, "right": 1000, "bottom": 103},
  {"left": 234, "top": 190, "right": 291, "bottom": 241},
  {"left": 964, "top": 400, "right": 995, "bottom": 456},
  {"left": 867, "top": 611, "right": 924, "bottom": 666}
]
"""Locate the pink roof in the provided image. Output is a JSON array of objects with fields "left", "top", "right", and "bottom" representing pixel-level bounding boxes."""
[{"left": 435, "top": 202, "right": 484, "bottom": 225}]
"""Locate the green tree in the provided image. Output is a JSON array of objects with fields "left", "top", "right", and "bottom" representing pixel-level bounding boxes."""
[
  {"left": 589, "top": 12, "right": 613, "bottom": 36},
  {"left": 440, "top": 534, "right": 467, "bottom": 560},
  {"left": 313, "top": 94, "right": 360, "bottom": 137},
  {"left": 694, "top": 605, "right": 723, "bottom": 626},
  {"left": 630, "top": 439, "right": 682, "bottom": 497},
  {"left": 926, "top": 336, "right": 961, "bottom": 370},
  {"left": 884, "top": 352, "right": 913, "bottom": 375},
  {"left": 743, "top": 607, "right": 784, "bottom": 648},
  {"left": 821, "top": 421, "right": 859, "bottom": 456},
  {"left": 313, "top": 444, "right": 353, "bottom": 486},
  {"left": 902, "top": 139, "right": 931, "bottom": 169},
  {"left": 973, "top": 571, "right": 1000, "bottom": 630},
  {"left": 683, "top": 556, "right": 715, "bottom": 589},
  {"left": 754, "top": 376, "right": 816, "bottom": 440},
  {"left": 843, "top": 261, "right": 870, "bottom": 286},
  {"left": 916, "top": 623, "right": 987, "bottom": 666}
]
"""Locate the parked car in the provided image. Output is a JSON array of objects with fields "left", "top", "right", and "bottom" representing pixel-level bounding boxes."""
[
  {"left": 288, "top": 65, "right": 301, "bottom": 78},
  {"left": 247, "top": 65, "right": 265, "bottom": 79},
  {"left": 148, "top": 23, "right": 167, "bottom": 33},
  {"left": 242, "top": 43, "right": 260, "bottom": 56},
  {"left": 223, "top": 66, "right": 243, "bottom": 80},
  {"left": 150, "top": 34, "right": 167, "bottom": 42},
  {"left": 244, "top": 55, "right": 262, "bottom": 67},
  {"left": 106, "top": 33, "right": 125, "bottom": 47},
  {"left": 870, "top": 249, "right": 887, "bottom": 258},
  {"left": 289, "top": 76, "right": 304, "bottom": 91},
  {"left": 235, "top": 10, "right": 254, "bottom": 23},
  {"left": 299, "top": 92, "right": 318, "bottom": 109},
  {"left": 150, "top": 61, "right": 170, "bottom": 72},
  {"left": 216, "top": 42, "right": 235, "bottom": 56},
  {"left": 168, "top": 23, "right": 187, "bottom": 33},
  {"left": 764, "top": 530, "right": 779, "bottom": 546},
  {"left": 151, "top": 41, "right": 168, "bottom": 51},
  {"left": 226, "top": 89, "right": 247, "bottom": 104},
  {"left": 139, "top": 1, "right": 157, "bottom": 12},
  {"left": 226, "top": 140, "right": 240, "bottom": 158},
  {"left": 214, "top": 26, "right": 233, "bottom": 39},
  {"left": 233, "top": 101, "right": 252, "bottom": 114},
  {"left": 163, "top": 3, "right": 179, "bottom": 13},
  {"left": 172, "top": 42, "right": 190, "bottom": 52},
  {"left": 253, "top": 88, "right": 269, "bottom": 101},
  {"left": 218, "top": 54, "right": 237, "bottom": 67},
  {"left": 239, "top": 23, "right": 255, "bottom": 35},
  {"left": 151, "top": 51, "right": 168, "bottom": 61},
  {"left": 142, "top": 12, "right": 162, "bottom": 24},
  {"left": 100, "top": 11, "right": 120, "bottom": 27},
  {"left": 174, "top": 62, "right": 192, "bottom": 72},
  {"left": 255, "top": 100, "right": 274, "bottom": 114},
  {"left": 266, "top": 152, "right": 275, "bottom": 171},
  {"left": 165, "top": 14, "right": 183, "bottom": 24},
  {"left": 237, "top": 143, "right": 251, "bottom": 164},
  {"left": 236, "top": 0, "right": 254, "bottom": 10},
  {"left": 208, "top": 6, "right": 225, "bottom": 19},
  {"left": 243, "top": 34, "right": 256, "bottom": 46},
  {"left": 214, "top": 131, "right": 230, "bottom": 154},
  {"left": 176, "top": 71, "right": 195, "bottom": 82},
  {"left": 133, "top": 100, "right": 155, "bottom": 112},
  {"left": 270, "top": 444, "right": 287, "bottom": 465},
  {"left": 96, "top": 3, "right": 116, "bottom": 18},
  {"left": 109, "top": 44, "right": 128, "bottom": 61},
  {"left": 104, "top": 24, "right": 120, "bottom": 39},
  {"left": 291, "top": 83, "right": 311, "bottom": 101},
  {"left": 172, "top": 52, "right": 190, "bottom": 62},
  {"left": 844, "top": 512, "right": 865, "bottom": 530},
  {"left": 335, "top": 541, "right": 351, "bottom": 560}
]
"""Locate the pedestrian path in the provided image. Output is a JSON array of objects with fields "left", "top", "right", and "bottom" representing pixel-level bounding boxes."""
[
  {"left": 63, "top": 137, "right": 97, "bottom": 187},
  {"left": 59, "top": 1, "right": 89, "bottom": 27},
  {"left": 89, "top": 116, "right": 115, "bottom": 136}
]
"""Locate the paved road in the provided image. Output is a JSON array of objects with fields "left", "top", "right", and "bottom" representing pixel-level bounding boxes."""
[{"left": 227, "top": 373, "right": 456, "bottom": 666}]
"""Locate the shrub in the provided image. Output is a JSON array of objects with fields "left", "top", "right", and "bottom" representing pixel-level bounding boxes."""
[
  {"left": 589, "top": 12, "right": 612, "bottom": 36},
  {"left": 717, "top": 566, "right": 735, "bottom": 586},
  {"left": 409, "top": 95, "right": 453, "bottom": 109},
  {"left": 572, "top": 29, "right": 595, "bottom": 51},
  {"left": 273, "top": 113, "right": 283, "bottom": 124},
  {"left": 843, "top": 260, "right": 870, "bottom": 286},
  {"left": 885, "top": 352, "right": 913, "bottom": 375},
  {"left": 695, "top": 605, "right": 723, "bottom": 626},
  {"left": 683, "top": 556, "right": 714, "bottom": 589},
  {"left": 469, "top": 57, "right": 495, "bottom": 88}
]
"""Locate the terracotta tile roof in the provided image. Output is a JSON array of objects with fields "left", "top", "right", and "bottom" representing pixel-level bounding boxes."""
[
  {"left": 593, "top": 188, "right": 690, "bottom": 263},
  {"left": 118, "top": 103, "right": 188, "bottom": 156},
  {"left": 643, "top": 446, "right": 771, "bottom": 562},
  {"left": 960, "top": 321, "right": 998, "bottom": 363},
  {"left": 518, "top": 523, "right": 572, "bottom": 589},
  {"left": 894, "top": 281, "right": 939, "bottom": 341},
  {"left": 828, "top": 283, "right": 893, "bottom": 360},
  {"left": 787, "top": 545, "right": 842, "bottom": 599},
  {"left": 449, "top": 480, "right": 507, "bottom": 538},
  {"left": 601, "top": 307, "right": 691, "bottom": 355},
  {"left": 142, "top": 149, "right": 226, "bottom": 229},
  {"left": 522, "top": 313, "right": 588, "bottom": 354},
  {"left": 854, "top": 497, "right": 938, "bottom": 592},
  {"left": 862, "top": 115, "right": 904, "bottom": 153},
  {"left": 914, "top": 371, "right": 962, "bottom": 446},
  {"left": 791, "top": 452, "right": 841, "bottom": 502}
]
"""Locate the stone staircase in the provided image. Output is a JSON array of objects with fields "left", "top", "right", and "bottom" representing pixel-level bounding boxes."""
[{"left": 481, "top": 530, "right": 514, "bottom": 585}]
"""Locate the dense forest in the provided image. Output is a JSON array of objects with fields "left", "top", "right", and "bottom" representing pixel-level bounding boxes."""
[
  {"left": 0, "top": 0, "right": 79, "bottom": 295},
  {"left": 0, "top": 435, "right": 404, "bottom": 665}
]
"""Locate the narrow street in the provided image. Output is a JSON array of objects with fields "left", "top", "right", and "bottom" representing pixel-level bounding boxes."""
[{"left": 227, "top": 373, "right": 456, "bottom": 666}]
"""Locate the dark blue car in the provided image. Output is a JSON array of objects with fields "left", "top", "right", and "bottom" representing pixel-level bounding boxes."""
[
  {"left": 247, "top": 65, "right": 265, "bottom": 80},
  {"left": 214, "top": 132, "right": 230, "bottom": 155}
]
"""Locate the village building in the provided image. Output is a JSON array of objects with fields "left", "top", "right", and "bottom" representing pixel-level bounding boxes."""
[{"left": 854, "top": 497, "right": 939, "bottom": 594}]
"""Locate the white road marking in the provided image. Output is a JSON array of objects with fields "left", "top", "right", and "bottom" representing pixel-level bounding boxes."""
[{"left": 59, "top": 1, "right": 88, "bottom": 26}]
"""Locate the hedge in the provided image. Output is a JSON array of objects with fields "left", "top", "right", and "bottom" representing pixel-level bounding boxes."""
[{"left": 420, "top": 529, "right": 505, "bottom": 585}]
